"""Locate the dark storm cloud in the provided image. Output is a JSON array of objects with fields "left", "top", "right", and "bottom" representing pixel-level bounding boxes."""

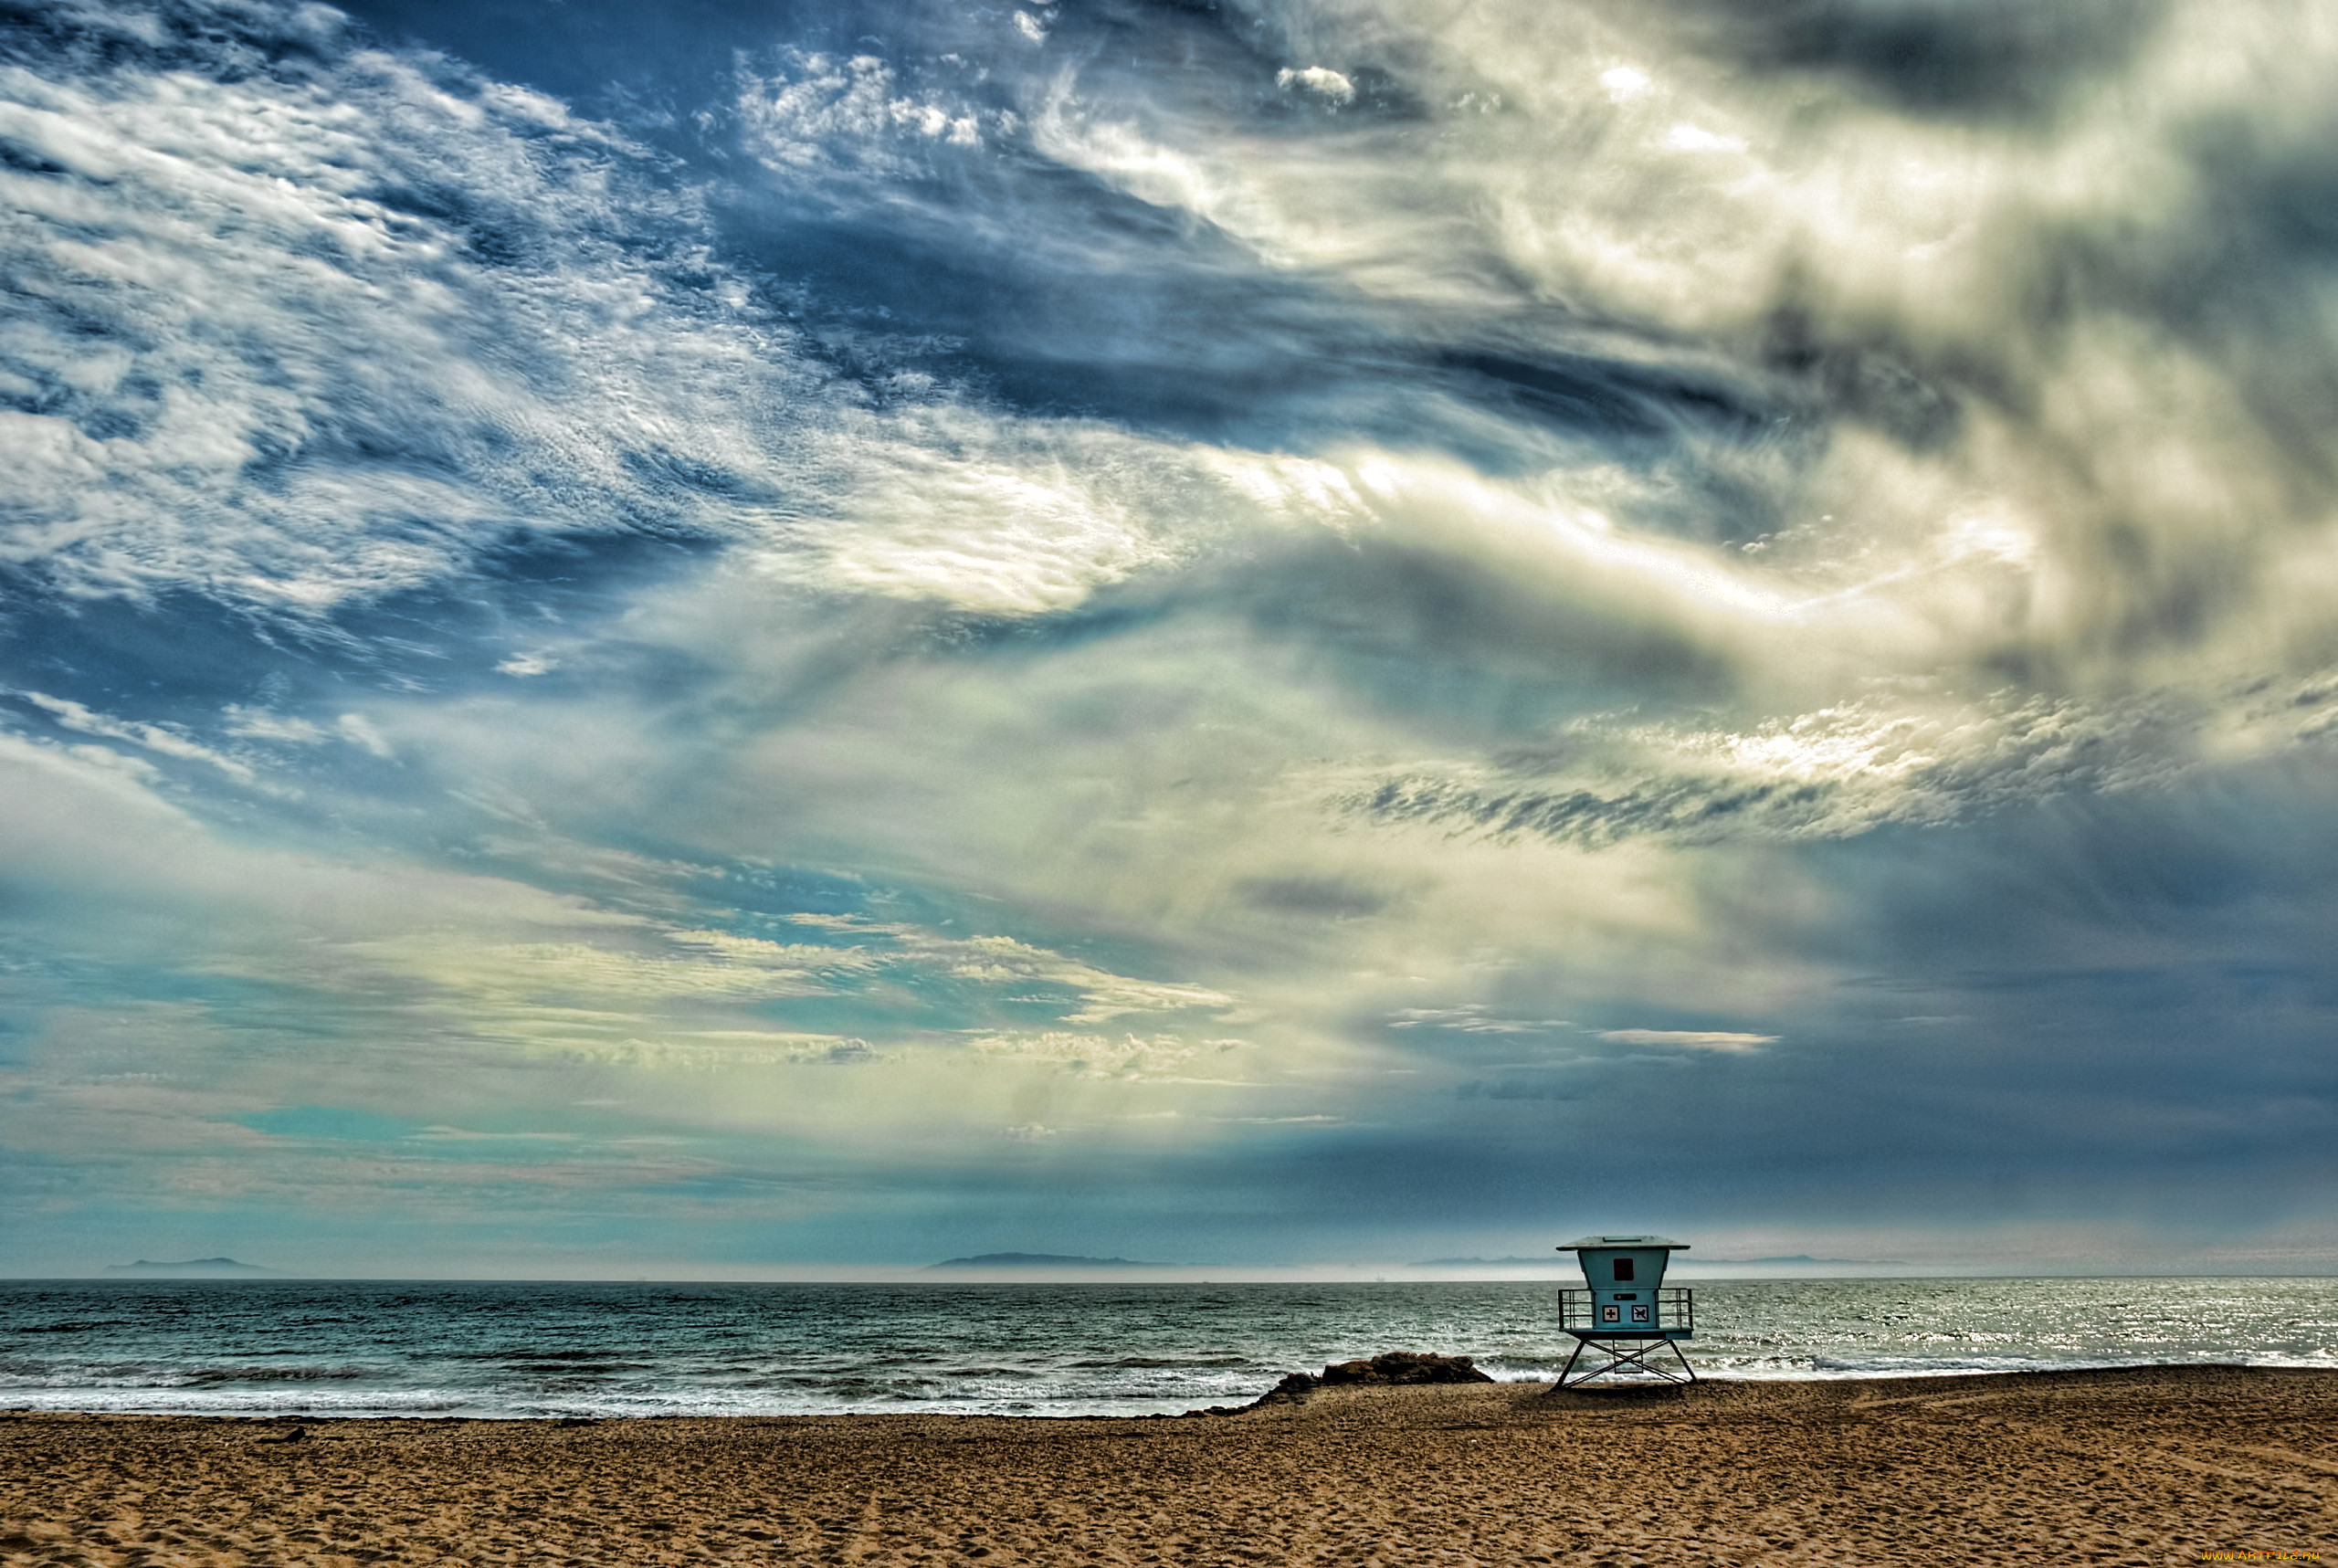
[
  {"left": 1667, "top": 0, "right": 2173, "bottom": 121},
  {"left": 1304, "top": 773, "right": 2338, "bottom": 1245}
]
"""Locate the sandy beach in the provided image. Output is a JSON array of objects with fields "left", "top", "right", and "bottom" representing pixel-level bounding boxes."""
[{"left": 3, "top": 1365, "right": 2331, "bottom": 1565}]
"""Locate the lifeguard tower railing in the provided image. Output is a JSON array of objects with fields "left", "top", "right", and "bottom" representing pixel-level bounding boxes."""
[{"left": 1557, "top": 1287, "right": 1693, "bottom": 1338}]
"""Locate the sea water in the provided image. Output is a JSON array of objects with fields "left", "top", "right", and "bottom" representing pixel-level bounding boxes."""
[{"left": 1, "top": 1277, "right": 2331, "bottom": 1419}]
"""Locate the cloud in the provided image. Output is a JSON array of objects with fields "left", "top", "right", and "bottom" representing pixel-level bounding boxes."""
[
  {"left": 964, "top": 1031, "right": 1236, "bottom": 1079},
  {"left": 990, "top": 0, "right": 2338, "bottom": 733},
  {"left": 1337, "top": 670, "right": 2338, "bottom": 849},
  {"left": 762, "top": 409, "right": 1224, "bottom": 616},
  {"left": 5, "top": 0, "right": 2338, "bottom": 1273},
  {"left": 1664, "top": 0, "right": 2170, "bottom": 121},
  {"left": 220, "top": 705, "right": 327, "bottom": 744},
  {"left": 1596, "top": 1028, "right": 1775, "bottom": 1053},
  {"left": 0, "top": 9, "right": 828, "bottom": 613},
  {"left": 1387, "top": 1006, "right": 1568, "bottom": 1035},
  {"left": 1276, "top": 67, "right": 1355, "bottom": 105},
  {"left": 334, "top": 713, "right": 395, "bottom": 759},
  {"left": 927, "top": 933, "right": 1233, "bottom": 1023},
  {"left": 1600, "top": 67, "right": 1652, "bottom": 103},
  {"left": 11, "top": 690, "right": 255, "bottom": 783},
  {"left": 735, "top": 50, "right": 991, "bottom": 179},
  {"left": 1659, "top": 122, "right": 1745, "bottom": 155}
]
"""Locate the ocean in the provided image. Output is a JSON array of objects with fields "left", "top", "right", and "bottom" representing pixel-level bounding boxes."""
[{"left": 3, "top": 1278, "right": 2331, "bottom": 1420}]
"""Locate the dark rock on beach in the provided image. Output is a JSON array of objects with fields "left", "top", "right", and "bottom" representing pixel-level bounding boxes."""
[
  {"left": 1318, "top": 1352, "right": 1495, "bottom": 1387},
  {"left": 1238, "top": 1351, "right": 1494, "bottom": 1411}
]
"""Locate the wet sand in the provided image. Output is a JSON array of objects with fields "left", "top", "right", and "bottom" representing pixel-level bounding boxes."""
[{"left": 3, "top": 1365, "right": 2332, "bottom": 1565}]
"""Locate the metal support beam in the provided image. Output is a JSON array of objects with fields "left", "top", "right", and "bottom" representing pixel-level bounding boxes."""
[{"left": 1553, "top": 1334, "right": 1699, "bottom": 1390}]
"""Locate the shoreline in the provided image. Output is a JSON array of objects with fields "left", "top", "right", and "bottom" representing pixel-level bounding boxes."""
[
  {"left": 9, "top": 1361, "right": 2338, "bottom": 1422},
  {"left": 6, "top": 1358, "right": 2335, "bottom": 1426},
  {"left": 4, "top": 1366, "right": 2332, "bottom": 1564}
]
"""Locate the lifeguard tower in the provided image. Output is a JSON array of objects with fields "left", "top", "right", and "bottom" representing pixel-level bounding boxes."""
[{"left": 1553, "top": 1234, "right": 1696, "bottom": 1389}]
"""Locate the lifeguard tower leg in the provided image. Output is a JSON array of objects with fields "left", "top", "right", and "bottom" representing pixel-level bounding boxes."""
[{"left": 1555, "top": 1336, "right": 1699, "bottom": 1389}]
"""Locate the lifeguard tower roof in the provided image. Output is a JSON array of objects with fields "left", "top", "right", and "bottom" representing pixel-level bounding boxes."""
[{"left": 1559, "top": 1235, "right": 1688, "bottom": 1250}]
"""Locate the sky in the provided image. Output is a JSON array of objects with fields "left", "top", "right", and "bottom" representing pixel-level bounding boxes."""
[{"left": 2, "top": 0, "right": 2334, "bottom": 1279}]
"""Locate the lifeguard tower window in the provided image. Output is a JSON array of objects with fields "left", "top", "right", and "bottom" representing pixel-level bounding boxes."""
[{"left": 1612, "top": 1258, "right": 1635, "bottom": 1281}]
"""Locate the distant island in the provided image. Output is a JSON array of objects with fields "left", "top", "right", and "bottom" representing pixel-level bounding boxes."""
[
  {"left": 927, "top": 1253, "right": 1166, "bottom": 1269},
  {"left": 101, "top": 1258, "right": 275, "bottom": 1277},
  {"left": 1410, "top": 1257, "right": 1574, "bottom": 1268}
]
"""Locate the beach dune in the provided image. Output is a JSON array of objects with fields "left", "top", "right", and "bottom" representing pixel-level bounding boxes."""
[{"left": 3, "top": 1365, "right": 2330, "bottom": 1564}]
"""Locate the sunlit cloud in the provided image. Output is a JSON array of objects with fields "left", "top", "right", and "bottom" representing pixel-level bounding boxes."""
[{"left": 1596, "top": 1029, "right": 1775, "bottom": 1054}]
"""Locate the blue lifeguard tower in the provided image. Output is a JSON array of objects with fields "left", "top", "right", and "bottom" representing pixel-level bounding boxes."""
[{"left": 1553, "top": 1234, "right": 1696, "bottom": 1389}]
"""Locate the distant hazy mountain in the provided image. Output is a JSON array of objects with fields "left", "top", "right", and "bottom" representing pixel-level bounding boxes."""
[
  {"left": 1416, "top": 1253, "right": 1892, "bottom": 1268},
  {"left": 102, "top": 1258, "right": 275, "bottom": 1277},
  {"left": 1696, "top": 1255, "right": 1896, "bottom": 1266},
  {"left": 927, "top": 1252, "right": 1164, "bottom": 1269}
]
